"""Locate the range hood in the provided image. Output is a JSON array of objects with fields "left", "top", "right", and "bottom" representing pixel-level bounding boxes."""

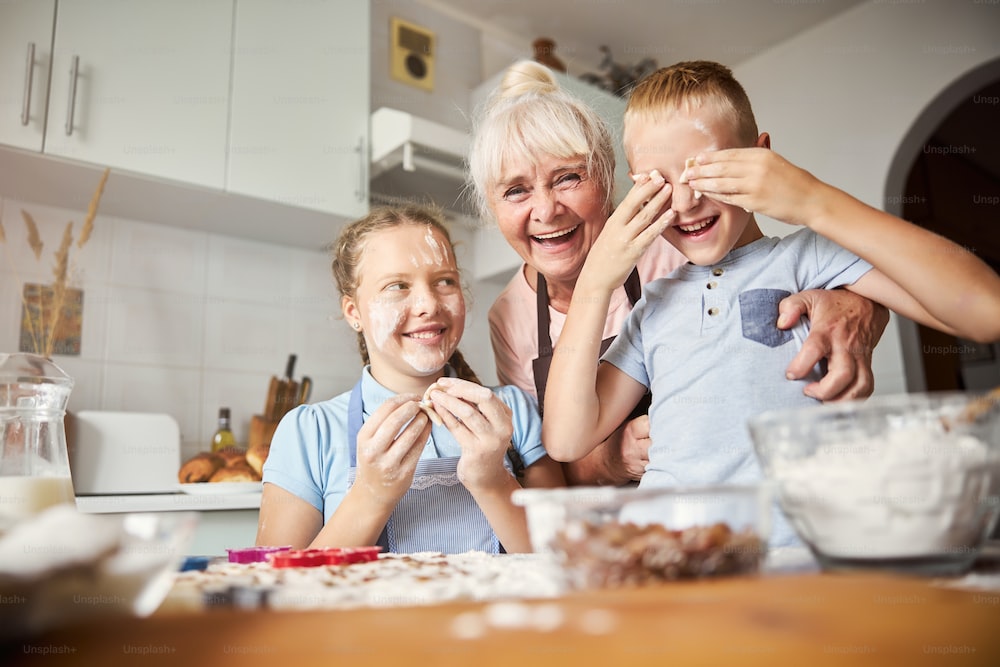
[{"left": 369, "top": 107, "right": 472, "bottom": 217}]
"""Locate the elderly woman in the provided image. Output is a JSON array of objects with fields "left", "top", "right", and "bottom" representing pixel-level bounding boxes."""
[{"left": 467, "top": 60, "right": 888, "bottom": 486}]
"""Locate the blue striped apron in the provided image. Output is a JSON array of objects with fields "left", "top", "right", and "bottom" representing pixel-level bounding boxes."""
[{"left": 345, "top": 379, "right": 502, "bottom": 554}]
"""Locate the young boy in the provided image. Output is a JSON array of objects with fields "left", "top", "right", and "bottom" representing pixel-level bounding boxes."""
[{"left": 541, "top": 61, "right": 1000, "bottom": 545}]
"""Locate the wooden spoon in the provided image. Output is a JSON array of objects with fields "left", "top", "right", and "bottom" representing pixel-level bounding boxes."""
[
  {"left": 942, "top": 386, "right": 1000, "bottom": 432},
  {"left": 957, "top": 385, "right": 1000, "bottom": 424}
]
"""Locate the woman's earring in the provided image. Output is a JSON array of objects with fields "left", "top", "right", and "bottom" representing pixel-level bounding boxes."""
[{"left": 353, "top": 322, "right": 361, "bottom": 330}]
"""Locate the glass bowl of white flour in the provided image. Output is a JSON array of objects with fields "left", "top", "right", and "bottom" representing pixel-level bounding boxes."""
[{"left": 748, "top": 391, "right": 1000, "bottom": 576}]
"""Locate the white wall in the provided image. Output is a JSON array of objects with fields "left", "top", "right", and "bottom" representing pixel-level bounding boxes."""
[
  {"left": 0, "top": 196, "right": 361, "bottom": 460},
  {"left": 370, "top": 1, "right": 482, "bottom": 129},
  {"left": 733, "top": 0, "right": 1000, "bottom": 395},
  {"left": 368, "top": 2, "right": 502, "bottom": 383}
]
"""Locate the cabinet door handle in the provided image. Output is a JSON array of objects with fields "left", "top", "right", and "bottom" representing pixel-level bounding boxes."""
[
  {"left": 65, "top": 55, "right": 80, "bottom": 136},
  {"left": 355, "top": 136, "right": 368, "bottom": 203},
  {"left": 21, "top": 42, "right": 36, "bottom": 126}
]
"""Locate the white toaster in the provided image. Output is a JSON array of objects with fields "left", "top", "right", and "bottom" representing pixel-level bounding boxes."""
[{"left": 68, "top": 411, "right": 181, "bottom": 494}]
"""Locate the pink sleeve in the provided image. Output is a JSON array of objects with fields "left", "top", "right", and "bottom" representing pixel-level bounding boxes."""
[{"left": 637, "top": 237, "right": 687, "bottom": 283}]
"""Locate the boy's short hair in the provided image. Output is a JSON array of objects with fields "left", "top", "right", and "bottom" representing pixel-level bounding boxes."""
[{"left": 626, "top": 61, "right": 759, "bottom": 146}]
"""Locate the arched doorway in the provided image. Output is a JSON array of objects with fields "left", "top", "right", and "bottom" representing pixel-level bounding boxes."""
[{"left": 885, "top": 58, "right": 1000, "bottom": 393}]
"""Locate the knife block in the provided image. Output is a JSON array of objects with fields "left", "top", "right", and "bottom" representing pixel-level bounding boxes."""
[{"left": 249, "top": 415, "right": 281, "bottom": 452}]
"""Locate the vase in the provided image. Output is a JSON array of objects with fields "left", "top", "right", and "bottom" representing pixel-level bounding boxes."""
[
  {"left": 0, "top": 353, "right": 75, "bottom": 530},
  {"left": 533, "top": 38, "right": 566, "bottom": 73}
]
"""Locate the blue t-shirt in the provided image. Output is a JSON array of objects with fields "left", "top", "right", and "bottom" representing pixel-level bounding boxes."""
[
  {"left": 602, "top": 229, "right": 873, "bottom": 546},
  {"left": 262, "top": 366, "right": 548, "bottom": 523}
]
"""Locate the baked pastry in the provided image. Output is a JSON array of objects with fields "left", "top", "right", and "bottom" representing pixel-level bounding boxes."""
[
  {"left": 178, "top": 452, "right": 225, "bottom": 483},
  {"left": 246, "top": 440, "right": 270, "bottom": 476},
  {"left": 215, "top": 447, "right": 246, "bottom": 467},
  {"left": 418, "top": 382, "right": 444, "bottom": 425},
  {"left": 209, "top": 461, "right": 261, "bottom": 483}
]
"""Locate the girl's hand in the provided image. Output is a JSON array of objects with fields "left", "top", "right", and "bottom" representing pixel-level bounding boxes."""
[
  {"left": 682, "top": 148, "right": 824, "bottom": 226},
  {"left": 423, "top": 377, "right": 514, "bottom": 490},
  {"left": 581, "top": 170, "right": 675, "bottom": 292},
  {"left": 354, "top": 395, "right": 431, "bottom": 508}
]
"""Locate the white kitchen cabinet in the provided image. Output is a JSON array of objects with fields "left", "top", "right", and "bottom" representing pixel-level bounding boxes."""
[
  {"left": 43, "top": 0, "right": 233, "bottom": 188},
  {"left": 227, "top": 0, "right": 370, "bottom": 218},
  {"left": 0, "top": 0, "right": 56, "bottom": 151}
]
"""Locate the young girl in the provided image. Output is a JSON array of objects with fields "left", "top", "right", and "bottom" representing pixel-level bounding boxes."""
[{"left": 257, "top": 205, "right": 564, "bottom": 554}]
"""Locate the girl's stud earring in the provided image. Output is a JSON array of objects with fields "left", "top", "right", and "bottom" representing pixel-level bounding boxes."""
[{"left": 353, "top": 322, "right": 361, "bottom": 330}]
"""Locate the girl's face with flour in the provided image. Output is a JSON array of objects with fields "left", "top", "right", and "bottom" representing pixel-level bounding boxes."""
[{"left": 341, "top": 222, "right": 465, "bottom": 391}]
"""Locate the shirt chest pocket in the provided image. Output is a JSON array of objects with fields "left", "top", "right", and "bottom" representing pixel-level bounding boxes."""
[{"left": 739, "top": 288, "right": 793, "bottom": 348}]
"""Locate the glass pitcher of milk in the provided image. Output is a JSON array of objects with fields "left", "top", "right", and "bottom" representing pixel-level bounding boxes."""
[{"left": 0, "top": 353, "right": 76, "bottom": 530}]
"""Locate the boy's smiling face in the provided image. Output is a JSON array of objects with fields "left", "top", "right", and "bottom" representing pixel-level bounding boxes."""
[{"left": 624, "top": 108, "right": 763, "bottom": 266}]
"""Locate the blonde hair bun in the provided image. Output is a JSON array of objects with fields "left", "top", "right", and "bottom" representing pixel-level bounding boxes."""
[{"left": 499, "top": 60, "right": 559, "bottom": 99}]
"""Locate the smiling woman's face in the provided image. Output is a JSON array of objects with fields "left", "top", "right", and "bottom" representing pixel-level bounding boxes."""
[{"left": 489, "top": 152, "right": 610, "bottom": 287}]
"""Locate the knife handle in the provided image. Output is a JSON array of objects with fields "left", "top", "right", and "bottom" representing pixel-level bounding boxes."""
[
  {"left": 284, "top": 354, "right": 297, "bottom": 379},
  {"left": 298, "top": 377, "right": 312, "bottom": 405}
]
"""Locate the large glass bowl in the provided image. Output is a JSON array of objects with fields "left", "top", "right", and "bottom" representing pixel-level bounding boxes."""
[
  {"left": 512, "top": 484, "right": 770, "bottom": 588},
  {"left": 0, "top": 506, "right": 198, "bottom": 639},
  {"left": 747, "top": 391, "right": 1000, "bottom": 576}
]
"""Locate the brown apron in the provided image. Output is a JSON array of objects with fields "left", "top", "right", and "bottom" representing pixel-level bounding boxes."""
[{"left": 532, "top": 267, "right": 650, "bottom": 419}]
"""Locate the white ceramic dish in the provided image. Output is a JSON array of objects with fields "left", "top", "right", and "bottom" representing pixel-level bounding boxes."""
[{"left": 178, "top": 482, "right": 263, "bottom": 495}]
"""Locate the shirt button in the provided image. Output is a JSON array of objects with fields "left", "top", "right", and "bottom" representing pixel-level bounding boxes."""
[
  {"left": 707, "top": 307, "right": 720, "bottom": 316},
  {"left": 712, "top": 268, "right": 725, "bottom": 277},
  {"left": 706, "top": 281, "right": 718, "bottom": 290}
]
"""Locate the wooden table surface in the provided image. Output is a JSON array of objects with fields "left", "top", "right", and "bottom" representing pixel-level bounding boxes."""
[{"left": 3, "top": 571, "right": 999, "bottom": 666}]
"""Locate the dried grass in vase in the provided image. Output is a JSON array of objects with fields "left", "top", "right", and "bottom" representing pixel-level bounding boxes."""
[{"left": 0, "top": 168, "right": 110, "bottom": 358}]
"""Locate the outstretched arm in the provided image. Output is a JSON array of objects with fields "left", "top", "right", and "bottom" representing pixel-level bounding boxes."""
[
  {"left": 543, "top": 172, "right": 674, "bottom": 462},
  {"left": 686, "top": 148, "right": 1000, "bottom": 342}
]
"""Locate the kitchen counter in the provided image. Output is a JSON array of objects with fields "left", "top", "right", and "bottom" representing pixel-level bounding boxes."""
[
  {"left": 4, "top": 569, "right": 999, "bottom": 665},
  {"left": 75, "top": 491, "right": 261, "bottom": 514},
  {"left": 75, "top": 492, "right": 261, "bottom": 555}
]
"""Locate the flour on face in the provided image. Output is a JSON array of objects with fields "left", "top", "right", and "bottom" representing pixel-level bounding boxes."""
[
  {"left": 361, "top": 224, "right": 464, "bottom": 376},
  {"left": 366, "top": 296, "right": 407, "bottom": 352}
]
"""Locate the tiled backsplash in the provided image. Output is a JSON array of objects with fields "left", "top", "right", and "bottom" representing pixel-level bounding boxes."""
[{"left": 1, "top": 196, "right": 371, "bottom": 461}]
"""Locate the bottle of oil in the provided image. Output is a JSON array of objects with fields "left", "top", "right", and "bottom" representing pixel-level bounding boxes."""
[{"left": 211, "top": 407, "right": 236, "bottom": 452}]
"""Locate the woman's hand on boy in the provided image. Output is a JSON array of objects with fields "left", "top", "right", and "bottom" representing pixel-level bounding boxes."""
[
  {"left": 425, "top": 378, "right": 515, "bottom": 489},
  {"left": 618, "top": 415, "right": 651, "bottom": 479},
  {"left": 778, "top": 289, "right": 889, "bottom": 401},
  {"left": 354, "top": 395, "right": 430, "bottom": 508}
]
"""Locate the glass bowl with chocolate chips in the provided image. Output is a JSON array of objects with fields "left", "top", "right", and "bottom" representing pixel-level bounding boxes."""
[{"left": 512, "top": 484, "right": 770, "bottom": 588}]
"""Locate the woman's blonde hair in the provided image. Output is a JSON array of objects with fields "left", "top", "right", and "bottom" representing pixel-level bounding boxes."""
[
  {"left": 467, "top": 60, "right": 616, "bottom": 224},
  {"left": 331, "top": 204, "right": 480, "bottom": 384},
  {"left": 625, "top": 60, "right": 759, "bottom": 147}
]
